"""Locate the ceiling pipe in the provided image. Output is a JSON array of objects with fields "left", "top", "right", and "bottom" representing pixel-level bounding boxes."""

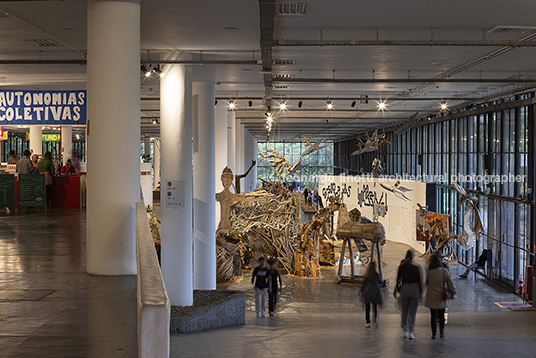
[
  {"left": 275, "top": 39, "right": 536, "bottom": 47},
  {"left": 275, "top": 78, "right": 536, "bottom": 83}
]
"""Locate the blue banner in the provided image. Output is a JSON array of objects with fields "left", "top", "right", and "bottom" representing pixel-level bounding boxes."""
[{"left": 0, "top": 90, "right": 86, "bottom": 126}]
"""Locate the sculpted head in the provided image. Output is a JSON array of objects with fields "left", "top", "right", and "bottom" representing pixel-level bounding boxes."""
[{"left": 221, "top": 166, "right": 234, "bottom": 188}]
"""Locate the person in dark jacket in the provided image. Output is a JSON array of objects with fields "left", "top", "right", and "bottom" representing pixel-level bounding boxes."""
[
  {"left": 393, "top": 250, "right": 422, "bottom": 340},
  {"left": 359, "top": 261, "right": 383, "bottom": 327},
  {"left": 459, "top": 249, "right": 488, "bottom": 278},
  {"left": 37, "top": 151, "right": 55, "bottom": 206},
  {"left": 267, "top": 259, "right": 282, "bottom": 316}
]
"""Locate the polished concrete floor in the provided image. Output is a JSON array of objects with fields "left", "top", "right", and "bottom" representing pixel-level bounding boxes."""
[
  {"left": 0, "top": 209, "right": 137, "bottom": 358},
  {"left": 1, "top": 208, "right": 535, "bottom": 358}
]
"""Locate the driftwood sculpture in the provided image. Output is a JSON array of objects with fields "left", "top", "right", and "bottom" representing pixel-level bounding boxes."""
[
  {"left": 294, "top": 207, "right": 331, "bottom": 278},
  {"left": 258, "top": 145, "right": 291, "bottom": 182},
  {"left": 328, "top": 196, "right": 386, "bottom": 284},
  {"left": 215, "top": 167, "right": 264, "bottom": 283}
]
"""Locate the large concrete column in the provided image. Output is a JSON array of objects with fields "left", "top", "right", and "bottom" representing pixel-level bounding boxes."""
[
  {"left": 160, "top": 57, "right": 193, "bottom": 306},
  {"left": 153, "top": 138, "right": 160, "bottom": 188},
  {"left": 86, "top": 0, "right": 140, "bottom": 275},
  {"left": 61, "top": 126, "right": 72, "bottom": 165},
  {"left": 227, "top": 110, "right": 236, "bottom": 177},
  {"left": 215, "top": 102, "right": 228, "bottom": 229},
  {"left": 193, "top": 82, "right": 216, "bottom": 290},
  {"left": 30, "top": 126, "right": 42, "bottom": 155}
]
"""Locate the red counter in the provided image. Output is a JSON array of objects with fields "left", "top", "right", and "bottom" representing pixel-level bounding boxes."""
[{"left": 51, "top": 176, "right": 86, "bottom": 208}]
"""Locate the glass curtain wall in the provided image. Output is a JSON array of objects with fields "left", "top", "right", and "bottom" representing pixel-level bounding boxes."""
[
  {"left": 334, "top": 92, "right": 535, "bottom": 292},
  {"left": 257, "top": 140, "right": 334, "bottom": 189}
]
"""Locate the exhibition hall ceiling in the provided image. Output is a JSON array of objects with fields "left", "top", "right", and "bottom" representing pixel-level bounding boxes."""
[{"left": 1, "top": 0, "right": 536, "bottom": 140}]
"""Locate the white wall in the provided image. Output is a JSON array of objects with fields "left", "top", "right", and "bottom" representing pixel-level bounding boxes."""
[{"left": 318, "top": 175, "right": 426, "bottom": 253}]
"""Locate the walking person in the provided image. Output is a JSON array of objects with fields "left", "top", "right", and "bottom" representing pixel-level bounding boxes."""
[
  {"left": 424, "top": 254, "right": 457, "bottom": 339},
  {"left": 251, "top": 257, "right": 271, "bottom": 318},
  {"left": 393, "top": 250, "right": 422, "bottom": 340},
  {"left": 267, "top": 259, "right": 282, "bottom": 316},
  {"left": 37, "top": 151, "right": 55, "bottom": 207},
  {"left": 359, "top": 261, "right": 383, "bottom": 327}
]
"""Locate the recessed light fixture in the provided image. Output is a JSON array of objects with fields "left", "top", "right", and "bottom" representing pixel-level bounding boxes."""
[{"left": 326, "top": 101, "right": 333, "bottom": 109}]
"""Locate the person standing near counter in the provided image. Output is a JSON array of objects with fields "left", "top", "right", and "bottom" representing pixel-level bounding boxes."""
[
  {"left": 60, "top": 159, "right": 77, "bottom": 176},
  {"left": 37, "top": 151, "right": 55, "bottom": 207},
  {"left": 16, "top": 150, "right": 35, "bottom": 174},
  {"left": 31, "top": 154, "right": 39, "bottom": 172}
]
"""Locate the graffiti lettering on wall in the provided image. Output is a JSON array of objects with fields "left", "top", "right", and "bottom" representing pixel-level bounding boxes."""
[
  {"left": 357, "top": 184, "right": 388, "bottom": 211},
  {"left": 321, "top": 183, "right": 351, "bottom": 201}
]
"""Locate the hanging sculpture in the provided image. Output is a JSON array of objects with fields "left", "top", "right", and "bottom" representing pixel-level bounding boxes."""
[
  {"left": 380, "top": 179, "right": 412, "bottom": 201},
  {"left": 371, "top": 158, "right": 383, "bottom": 175},
  {"left": 351, "top": 129, "right": 391, "bottom": 156},
  {"left": 452, "top": 183, "right": 484, "bottom": 250}
]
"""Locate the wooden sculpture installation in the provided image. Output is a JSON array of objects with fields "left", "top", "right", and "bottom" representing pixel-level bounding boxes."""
[
  {"left": 215, "top": 166, "right": 264, "bottom": 283},
  {"left": 295, "top": 207, "right": 331, "bottom": 278},
  {"left": 328, "top": 196, "right": 386, "bottom": 285}
]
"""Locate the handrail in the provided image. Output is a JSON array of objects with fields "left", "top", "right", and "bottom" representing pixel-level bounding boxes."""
[{"left": 136, "top": 201, "right": 170, "bottom": 358}]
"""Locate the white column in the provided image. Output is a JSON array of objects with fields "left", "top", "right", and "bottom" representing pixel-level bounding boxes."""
[
  {"left": 227, "top": 110, "right": 235, "bottom": 175},
  {"left": 235, "top": 118, "right": 245, "bottom": 182},
  {"left": 61, "top": 126, "right": 72, "bottom": 165},
  {"left": 193, "top": 82, "right": 216, "bottom": 290},
  {"left": 153, "top": 138, "right": 160, "bottom": 189},
  {"left": 160, "top": 57, "right": 193, "bottom": 306},
  {"left": 86, "top": 0, "right": 140, "bottom": 275},
  {"left": 249, "top": 132, "right": 258, "bottom": 191},
  {"left": 144, "top": 137, "right": 151, "bottom": 156},
  {"left": 30, "top": 126, "right": 42, "bottom": 155},
  {"left": 215, "top": 102, "right": 228, "bottom": 229}
]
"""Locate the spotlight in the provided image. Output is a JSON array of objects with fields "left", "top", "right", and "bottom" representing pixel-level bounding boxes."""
[
  {"left": 228, "top": 101, "right": 235, "bottom": 109},
  {"left": 267, "top": 105, "right": 271, "bottom": 113},
  {"left": 351, "top": 101, "right": 356, "bottom": 107},
  {"left": 279, "top": 102, "right": 286, "bottom": 110},
  {"left": 248, "top": 100, "right": 253, "bottom": 107},
  {"left": 326, "top": 101, "right": 333, "bottom": 109},
  {"left": 76, "top": 134, "right": 80, "bottom": 140},
  {"left": 215, "top": 100, "right": 218, "bottom": 106},
  {"left": 152, "top": 119, "right": 157, "bottom": 125},
  {"left": 152, "top": 65, "right": 163, "bottom": 77},
  {"left": 140, "top": 65, "right": 151, "bottom": 77},
  {"left": 378, "top": 101, "right": 386, "bottom": 110},
  {"left": 441, "top": 102, "right": 448, "bottom": 110},
  {"left": 298, "top": 101, "right": 303, "bottom": 108}
]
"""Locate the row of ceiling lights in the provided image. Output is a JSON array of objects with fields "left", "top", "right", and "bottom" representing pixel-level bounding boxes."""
[{"left": 227, "top": 99, "right": 450, "bottom": 111}]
